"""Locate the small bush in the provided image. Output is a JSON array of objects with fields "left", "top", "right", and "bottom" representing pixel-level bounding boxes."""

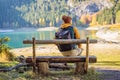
[
  {"left": 0, "top": 37, "right": 15, "bottom": 61},
  {"left": 6, "top": 52, "right": 15, "bottom": 61}
]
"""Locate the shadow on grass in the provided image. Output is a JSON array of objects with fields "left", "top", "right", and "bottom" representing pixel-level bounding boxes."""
[{"left": 97, "top": 69, "right": 120, "bottom": 80}]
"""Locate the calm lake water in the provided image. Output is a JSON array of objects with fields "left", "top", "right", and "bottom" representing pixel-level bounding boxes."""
[{"left": 0, "top": 30, "right": 97, "bottom": 48}]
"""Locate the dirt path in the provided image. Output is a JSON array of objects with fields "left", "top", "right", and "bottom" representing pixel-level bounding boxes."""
[{"left": 96, "top": 68, "right": 120, "bottom": 80}]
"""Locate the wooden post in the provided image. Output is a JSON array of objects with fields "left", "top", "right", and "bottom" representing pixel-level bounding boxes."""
[
  {"left": 32, "top": 37, "right": 36, "bottom": 73},
  {"left": 38, "top": 62, "right": 49, "bottom": 75},
  {"left": 75, "top": 62, "right": 86, "bottom": 74},
  {"left": 85, "top": 37, "right": 89, "bottom": 73}
]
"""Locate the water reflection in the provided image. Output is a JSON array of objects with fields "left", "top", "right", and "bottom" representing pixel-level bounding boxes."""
[
  {"left": 79, "top": 30, "right": 97, "bottom": 39},
  {"left": 0, "top": 30, "right": 97, "bottom": 48}
]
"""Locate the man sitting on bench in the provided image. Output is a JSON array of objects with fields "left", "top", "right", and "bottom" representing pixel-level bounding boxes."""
[{"left": 55, "top": 15, "right": 83, "bottom": 56}]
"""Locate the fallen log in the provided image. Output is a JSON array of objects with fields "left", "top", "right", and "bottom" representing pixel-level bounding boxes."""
[{"left": 0, "top": 63, "right": 30, "bottom": 72}]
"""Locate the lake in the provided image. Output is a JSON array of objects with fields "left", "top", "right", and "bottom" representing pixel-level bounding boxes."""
[{"left": 0, "top": 29, "right": 97, "bottom": 49}]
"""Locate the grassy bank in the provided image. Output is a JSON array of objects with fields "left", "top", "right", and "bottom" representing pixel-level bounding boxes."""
[
  {"left": 0, "top": 66, "right": 99, "bottom": 80},
  {"left": 90, "top": 51, "right": 120, "bottom": 69},
  {"left": 88, "top": 43, "right": 120, "bottom": 69}
]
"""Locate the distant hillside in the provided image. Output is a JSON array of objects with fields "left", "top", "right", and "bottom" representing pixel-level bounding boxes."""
[
  {"left": 0, "top": 0, "right": 33, "bottom": 28},
  {"left": 68, "top": 0, "right": 114, "bottom": 25},
  {"left": 0, "top": 0, "right": 119, "bottom": 29}
]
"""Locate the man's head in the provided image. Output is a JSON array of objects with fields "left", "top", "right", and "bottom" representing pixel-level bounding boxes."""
[{"left": 62, "top": 15, "right": 72, "bottom": 23}]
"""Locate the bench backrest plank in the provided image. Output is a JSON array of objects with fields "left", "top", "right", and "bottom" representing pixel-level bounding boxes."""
[{"left": 23, "top": 39, "right": 97, "bottom": 44}]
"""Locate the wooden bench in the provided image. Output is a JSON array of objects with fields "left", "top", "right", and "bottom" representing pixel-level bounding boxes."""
[
  {"left": 26, "top": 56, "right": 97, "bottom": 75},
  {"left": 23, "top": 37, "right": 97, "bottom": 75}
]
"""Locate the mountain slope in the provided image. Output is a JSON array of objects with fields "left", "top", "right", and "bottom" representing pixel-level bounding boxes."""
[
  {"left": 68, "top": 0, "right": 113, "bottom": 17},
  {"left": 0, "top": 0, "right": 114, "bottom": 28}
]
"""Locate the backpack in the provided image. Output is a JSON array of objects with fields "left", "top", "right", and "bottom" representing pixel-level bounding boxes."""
[{"left": 55, "top": 26, "right": 76, "bottom": 51}]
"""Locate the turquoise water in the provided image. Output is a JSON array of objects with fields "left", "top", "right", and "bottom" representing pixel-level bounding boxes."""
[{"left": 0, "top": 30, "right": 97, "bottom": 49}]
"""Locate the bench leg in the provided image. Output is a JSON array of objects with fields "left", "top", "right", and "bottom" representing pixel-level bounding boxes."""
[
  {"left": 38, "top": 62, "right": 49, "bottom": 75},
  {"left": 75, "top": 62, "right": 86, "bottom": 75}
]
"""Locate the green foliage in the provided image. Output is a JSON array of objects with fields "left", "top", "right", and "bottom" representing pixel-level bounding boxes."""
[
  {"left": 1, "top": 0, "right": 120, "bottom": 27},
  {"left": 96, "top": 0, "right": 120, "bottom": 25},
  {"left": 81, "top": 67, "right": 99, "bottom": 80},
  {"left": 0, "top": 61, "right": 18, "bottom": 68},
  {"left": 116, "top": 10, "right": 120, "bottom": 23},
  {"left": 97, "top": 8, "right": 112, "bottom": 25},
  {"left": 0, "top": 37, "right": 10, "bottom": 54},
  {"left": 0, "top": 0, "right": 84, "bottom": 28},
  {"left": 0, "top": 37, "right": 10, "bottom": 45},
  {"left": 0, "top": 37, "right": 15, "bottom": 61}
]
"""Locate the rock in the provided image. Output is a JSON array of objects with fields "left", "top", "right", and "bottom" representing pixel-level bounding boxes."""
[{"left": 68, "top": 0, "right": 113, "bottom": 17}]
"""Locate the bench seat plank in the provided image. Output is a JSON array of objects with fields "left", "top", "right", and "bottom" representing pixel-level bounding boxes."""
[{"left": 26, "top": 56, "right": 97, "bottom": 63}]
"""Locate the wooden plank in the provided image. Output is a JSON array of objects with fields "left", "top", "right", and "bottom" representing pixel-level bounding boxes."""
[
  {"left": 26, "top": 56, "right": 97, "bottom": 63},
  {"left": 23, "top": 39, "right": 97, "bottom": 44}
]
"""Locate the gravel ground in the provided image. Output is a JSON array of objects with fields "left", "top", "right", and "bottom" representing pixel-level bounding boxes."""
[{"left": 96, "top": 68, "right": 120, "bottom": 80}]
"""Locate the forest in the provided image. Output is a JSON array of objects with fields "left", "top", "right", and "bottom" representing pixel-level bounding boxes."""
[{"left": 0, "top": 0, "right": 120, "bottom": 28}]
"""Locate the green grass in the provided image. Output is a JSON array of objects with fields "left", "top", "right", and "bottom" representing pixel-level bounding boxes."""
[
  {"left": 0, "top": 61, "right": 18, "bottom": 68},
  {"left": 0, "top": 61, "right": 99, "bottom": 80},
  {"left": 0, "top": 68, "right": 99, "bottom": 80},
  {"left": 89, "top": 47, "right": 120, "bottom": 69}
]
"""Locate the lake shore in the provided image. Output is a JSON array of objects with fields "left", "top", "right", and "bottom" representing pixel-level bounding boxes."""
[
  {"left": 0, "top": 26, "right": 101, "bottom": 32},
  {"left": 10, "top": 44, "right": 62, "bottom": 57}
]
